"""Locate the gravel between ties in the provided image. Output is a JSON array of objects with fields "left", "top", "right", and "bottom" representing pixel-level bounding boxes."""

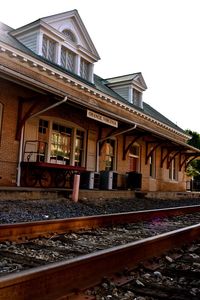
[{"left": 1, "top": 197, "right": 200, "bottom": 224}]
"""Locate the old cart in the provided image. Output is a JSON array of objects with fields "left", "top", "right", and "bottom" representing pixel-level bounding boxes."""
[
  {"left": 20, "top": 140, "right": 85, "bottom": 188},
  {"left": 21, "top": 161, "right": 85, "bottom": 188}
]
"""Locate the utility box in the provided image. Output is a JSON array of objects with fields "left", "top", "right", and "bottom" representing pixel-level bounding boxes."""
[
  {"left": 126, "top": 172, "right": 142, "bottom": 190},
  {"left": 100, "top": 171, "right": 118, "bottom": 190},
  {"left": 80, "top": 171, "right": 100, "bottom": 189}
]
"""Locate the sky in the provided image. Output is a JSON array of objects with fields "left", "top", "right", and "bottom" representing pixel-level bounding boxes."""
[{"left": 0, "top": 0, "right": 200, "bottom": 133}]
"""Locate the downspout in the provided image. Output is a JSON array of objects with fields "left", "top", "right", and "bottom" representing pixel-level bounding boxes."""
[
  {"left": 16, "top": 96, "right": 68, "bottom": 186},
  {"left": 96, "top": 124, "right": 137, "bottom": 172}
]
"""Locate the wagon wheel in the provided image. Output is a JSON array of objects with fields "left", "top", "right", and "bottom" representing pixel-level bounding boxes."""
[
  {"left": 66, "top": 171, "right": 74, "bottom": 189},
  {"left": 25, "top": 169, "right": 38, "bottom": 187},
  {"left": 39, "top": 170, "right": 52, "bottom": 188},
  {"left": 54, "top": 171, "right": 66, "bottom": 188}
]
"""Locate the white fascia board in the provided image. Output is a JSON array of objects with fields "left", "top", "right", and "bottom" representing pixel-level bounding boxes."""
[
  {"left": 10, "top": 21, "right": 41, "bottom": 36},
  {"left": 131, "top": 82, "right": 146, "bottom": 92},
  {"left": 107, "top": 80, "right": 132, "bottom": 88},
  {"left": 41, "top": 10, "right": 77, "bottom": 23},
  {"left": 77, "top": 44, "right": 100, "bottom": 62},
  {"left": 75, "top": 17, "right": 100, "bottom": 60}
]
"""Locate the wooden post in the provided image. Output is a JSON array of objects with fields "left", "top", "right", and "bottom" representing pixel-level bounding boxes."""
[{"left": 72, "top": 174, "right": 80, "bottom": 202}]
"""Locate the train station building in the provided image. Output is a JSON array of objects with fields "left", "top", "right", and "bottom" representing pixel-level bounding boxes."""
[{"left": 0, "top": 10, "right": 199, "bottom": 192}]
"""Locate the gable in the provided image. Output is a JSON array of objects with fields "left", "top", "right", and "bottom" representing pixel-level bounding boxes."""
[
  {"left": 106, "top": 72, "right": 147, "bottom": 91},
  {"left": 41, "top": 10, "right": 100, "bottom": 61},
  {"left": 133, "top": 73, "right": 147, "bottom": 90}
]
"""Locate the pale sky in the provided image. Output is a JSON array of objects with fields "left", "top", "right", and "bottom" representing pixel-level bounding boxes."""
[{"left": 1, "top": 0, "right": 200, "bottom": 133}]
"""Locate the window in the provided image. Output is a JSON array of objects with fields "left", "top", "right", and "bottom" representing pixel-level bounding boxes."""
[
  {"left": 39, "top": 119, "right": 49, "bottom": 135},
  {"left": 133, "top": 89, "right": 142, "bottom": 108},
  {"left": 149, "top": 150, "right": 156, "bottom": 178},
  {"left": 169, "top": 158, "right": 178, "bottom": 181},
  {"left": 104, "top": 139, "right": 116, "bottom": 171},
  {"left": 62, "top": 30, "right": 76, "bottom": 43},
  {"left": 0, "top": 102, "right": 3, "bottom": 144},
  {"left": 50, "top": 123, "right": 72, "bottom": 165},
  {"left": 42, "top": 35, "right": 56, "bottom": 62},
  {"left": 38, "top": 119, "right": 49, "bottom": 162},
  {"left": 61, "top": 46, "right": 75, "bottom": 72},
  {"left": 80, "top": 59, "right": 89, "bottom": 80},
  {"left": 129, "top": 145, "right": 139, "bottom": 157},
  {"left": 129, "top": 144, "right": 140, "bottom": 172}
]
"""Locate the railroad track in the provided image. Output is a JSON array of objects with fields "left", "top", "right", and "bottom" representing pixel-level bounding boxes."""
[
  {"left": 1, "top": 205, "right": 200, "bottom": 242},
  {"left": 76, "top": 238, "right": 200, "bottom": 300},
  {"left": 0, "top": 206, "right": 200, "bottom": 299}
]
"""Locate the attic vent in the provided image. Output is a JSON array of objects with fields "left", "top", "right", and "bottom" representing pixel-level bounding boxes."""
[{"left": 62, "top": 30, "right": 76, "bottom": 43}]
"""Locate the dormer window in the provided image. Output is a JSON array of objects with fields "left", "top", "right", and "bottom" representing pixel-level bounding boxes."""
[
  {"left": 10, "top": 10, "right": 100, "bottom": 84},
  {"left": 61, "top": 46, "right": 75, "bottom": 72},
  {"left": 42, "top": 35, "right": 56, "bottom": 62},
  {"left": 80, "top": 59, "right": 89, "bottom": 80},
  {"left": 133, "top": 89, "right": 143, "bottom": 108},
  {"left": 62, "top": 29, "right": 76, "bottom": 43},
  {"left": 106, "top": 73, "right": 147, "bottom": 109}
]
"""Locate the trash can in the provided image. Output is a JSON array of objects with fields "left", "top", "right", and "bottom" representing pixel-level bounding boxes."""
[
  {"left": 100, "top": 171, "right": 118, "bottom": 190},
  {"left": 126, "top": 172, "right": 142, "bottom": 190},
  {"left": 80, "top": 171, "right": 100, "bottom": 189}
]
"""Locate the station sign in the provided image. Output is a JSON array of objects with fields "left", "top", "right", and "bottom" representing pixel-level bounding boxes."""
[{"left": 87, "top": 110, "right": 118, "bottom": 128}]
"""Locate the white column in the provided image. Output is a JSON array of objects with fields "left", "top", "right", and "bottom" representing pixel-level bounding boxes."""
[
  {"left": 56, "top": 44, "right": 61, "bottom": 65},
  {"left": 139, "top": 93, "right": 143, "bottom": 108},
  {"left": 88, "top": 63, "right": 94, "bottom": 83},
  {"left": 75, "top": 55, "right": 81, "bottom": 76},
  {"left": 37, "top": 31, "right": 43, "bottom": 56},
  {"left": 129, "top": 87, "right": 133, "bottom": 104}
]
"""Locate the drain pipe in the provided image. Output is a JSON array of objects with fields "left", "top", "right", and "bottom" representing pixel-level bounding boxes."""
[
  {"left": 96, "top": 124, "right": 137, "bottom": 172},
  {"left": 16, "top": 96, "right": 68, "bottom": 186}
]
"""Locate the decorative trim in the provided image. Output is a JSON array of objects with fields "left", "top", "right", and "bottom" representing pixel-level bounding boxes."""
[{"left": 0, "top": 42, "right": 190, "bottom": 140}]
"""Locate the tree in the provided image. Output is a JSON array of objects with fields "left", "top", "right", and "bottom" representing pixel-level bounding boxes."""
[{"left": 185, "top": 129, "right": 200, "bottom": 179}]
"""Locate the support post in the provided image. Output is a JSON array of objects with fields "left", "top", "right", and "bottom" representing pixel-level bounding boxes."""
[{"left": 72, "top": 174, "right": 80, "bottom": 202}]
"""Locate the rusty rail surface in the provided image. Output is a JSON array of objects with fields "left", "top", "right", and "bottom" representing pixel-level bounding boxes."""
[
  {"left": 1, "top": 205, "right": 200, "bottom": 242},
  {"left": 0, "top": 223, "right": 200, "bottom": 300}
]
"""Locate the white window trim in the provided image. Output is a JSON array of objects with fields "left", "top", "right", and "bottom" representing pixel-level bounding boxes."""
[
  {"left": 169, "top": 157, "right": 178, "bottom": 181},
  {"left": 128, "top": 143, "right": 141, "bottom": 172},
  {"left": 43, "top": 118, "right": 86, "bottom": 167},
  {"left": 149, "top": 149, "right": 156, "bottom": 178}
]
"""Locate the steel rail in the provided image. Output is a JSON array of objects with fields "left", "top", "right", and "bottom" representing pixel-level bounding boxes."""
[
  {"left": 0, "top": 223, "right": 200, "bottom": 300},
  {"left": 1, "top": 205, "right": 200, "bottom": 242}
]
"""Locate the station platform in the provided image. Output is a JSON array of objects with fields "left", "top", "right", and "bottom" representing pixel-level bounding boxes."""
[{"left": 0, "top": 186, "right": 200, "bottom": 201}]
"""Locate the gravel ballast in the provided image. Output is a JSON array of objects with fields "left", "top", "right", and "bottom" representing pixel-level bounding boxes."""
[{"left": 1, "top": 197, "right": 200, "bottom": 224}]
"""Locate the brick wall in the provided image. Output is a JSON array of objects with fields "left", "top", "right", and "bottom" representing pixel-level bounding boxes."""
[{"left": 0, "top": 79, "right": 21, "bottom": 185}]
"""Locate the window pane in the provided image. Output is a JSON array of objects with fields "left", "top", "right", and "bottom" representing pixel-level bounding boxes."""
[
  {"left": 169, "top": 158, "right": 177, "bottom": 180},
  {"left": 149, "top": 152, "right": 155, "bottom": 177},
  {"left": 80, "top": 59, "right": 89, "bottom": 80},
  {"left": 48, "top": 40, "right": 56, "bottom": 62},
  {"left": 42, "top": 36, "right": 56, "bottom": 62},
  {"left": 50, "top": 123, "right": 72, "bottom": 165},
  {"left": 62, "top": 30, "right": 76, "bottom": 43},
  {"left": 61, "top": 47, "right": 75, "bottom": 72},
  {"left": 42, "top": 36, "right": 48, "bottom": 57},
  {"left": 67, "top": 51, "right": 75, "bottom": 72},
  {"left": 61, "top": 47, "right": 66, "bottom": 67}
]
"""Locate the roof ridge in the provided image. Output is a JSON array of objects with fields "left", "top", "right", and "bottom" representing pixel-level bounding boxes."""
[{"left": 105, "top": 72, "right": 141, "bottom": 80}]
